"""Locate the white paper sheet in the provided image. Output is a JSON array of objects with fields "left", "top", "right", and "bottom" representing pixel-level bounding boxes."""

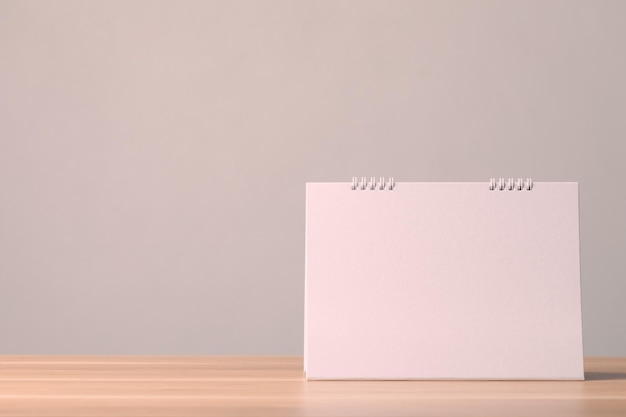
[{"left": 304, "top": 182, "right": 584, "bottom": 380}]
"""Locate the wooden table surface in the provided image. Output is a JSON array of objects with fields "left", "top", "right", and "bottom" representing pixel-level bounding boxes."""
[{"left": 0, "top": 356, "right": 625, "bottom": 416}]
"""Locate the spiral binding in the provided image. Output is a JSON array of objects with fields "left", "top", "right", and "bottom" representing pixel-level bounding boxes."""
[
  {"left": 352, "top": 177, "right": 395, "bottom": 190},
  {"left": 489, "top": 178, "right": 533, "bottom": 191},
  {"left": 351, "top": 177, "right": 532, "bottom": 190}
]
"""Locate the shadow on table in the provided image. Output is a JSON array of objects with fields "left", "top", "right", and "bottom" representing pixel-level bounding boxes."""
[{"left": 585, "top": 372, "right": 626, "bottom": 381}]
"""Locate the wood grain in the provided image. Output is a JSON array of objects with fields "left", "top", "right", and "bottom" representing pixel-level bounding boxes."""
[{"left": 0, "top": 356, "right": 624, "bottom": 416}]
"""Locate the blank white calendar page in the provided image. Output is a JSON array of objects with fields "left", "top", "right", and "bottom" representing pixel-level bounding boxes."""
[{"left": 304, "top": 182, "right": 583, "bottom": 380}]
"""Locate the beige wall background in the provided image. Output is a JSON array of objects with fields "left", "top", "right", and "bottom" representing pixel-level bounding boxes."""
[{"left": 1, "top": 0, "right": 624, "bottom": 355}]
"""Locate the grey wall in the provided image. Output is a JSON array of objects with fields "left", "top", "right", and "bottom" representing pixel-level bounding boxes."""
[{"left": 1, "top": 0, "right": 624, "bottom": 355}]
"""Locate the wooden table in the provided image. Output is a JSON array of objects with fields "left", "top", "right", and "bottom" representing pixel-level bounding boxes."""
[{"left": 0, "top": 356, "right": 624, "bottom": 416}]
